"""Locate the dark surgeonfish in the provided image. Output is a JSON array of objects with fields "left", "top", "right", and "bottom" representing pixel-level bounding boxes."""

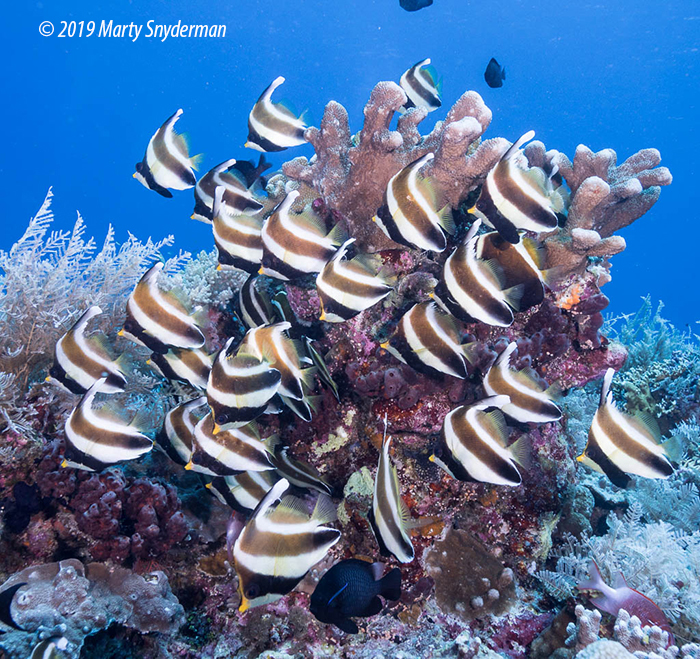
[
  {"left": 261, "top": 190, "right": 346, "bottom": 281},
  {"left": 433, "top": 219, "right": 522, "bottom": 327},
  {"left": 484, "top": 58, "right": 506, "bottom": 88},
  {"left": 191, "top": 159, "right": 264, "bottom": 224},
  {"left": 133, "top": 109, "right": 200, "bottom": 197},
  {"left": 577, "top": 368, "right": 674, "bottom": 488},
  {"left": 211, "top": 187, "right": 265, "bottom": 275},
  {"left": 206, "top": 337, "right": 282, "bottom": 432},
  {"left": 316, "top": 238, "right": 393, "bottom": 323},
  {"left": 187, "top": 414, "right": 274, "bottom": 476},
  {"left": 310, "top": 559, "right": 402, "bottom": 634},
  {"left": 472, "top": 131, "right": 567, "bottom": 244},
  {"left": 63, "top": 378, "right": 153, "bottom": 472},
  {"left": 47, "top": 306, "right": 127, "bottom": 395},
  {"left": 399, "top": 58, "right": 442, "bottom": 112},
  {"left": 120, "top": 263, "right": 206, "bottom": 353},
  {"left": 207, "top": 470, "right": 280, "bottom": 515},
  {"left": 230, "top": 155, "right": 272, "bottom": 189},
  {"left": 369, "top": 420, "right": 415, "bottom": 563},
  {"left": 245, "top": 76, "right": 308, "bottom": 152},
  {"left": 148, "top": 346, "right": 213, "bottom": 390},
  {"left": 232, "top": 479, "right": 341, "bottom": 611},
  {"left": 382, "top": 301, "right": 470, "bottom": 380},
  {"left": 374, "top": 154, "right": 454, "bottom": 252},
  {"left": 430, "top": 395, "right": 530, "bottom": 486},
  {"left": 30, "top": 636, "right": 70, "bottom": 659},
  {"left": 483, "top": 342, "right": 562, "bottom": 424},
  {"left": 399, "top": 0, "right": 433, "bottom": 11}
]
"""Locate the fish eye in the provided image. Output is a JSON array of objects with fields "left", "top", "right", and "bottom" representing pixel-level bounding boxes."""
[
  {"left": 216, "top": 413, "right": 229, "bottom": 425},
  {"left": 135, "top": 162, "right": 142, "bottom": 172},
  {"left": 246, "top": 584, "right": 260, "bottom": 599}
]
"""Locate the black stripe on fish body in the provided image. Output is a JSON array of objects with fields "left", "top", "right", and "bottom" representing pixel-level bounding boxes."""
[
  {"left": 491, "top": 163, "right": 558, "bottom": 231},
  {"left": 135, "top": 159, "right": 173, "bottom": 198},
  {"left": 367, "top": 506, "right": 393, "bottom": 559},
  {"left": 260, "top": 249, "right": 309, "bottom": 281},
  {"left": 485, "top": 366, "right": 560, "bottom": 422},
  {"left": 374, "top": 203, "right": 413, "bottom": 249},
  {"left": 48, "top": 360, "right": 89, "bottom": 395},
  {"left": 595, "top": 406, "right": 674, "bottom": 479},
  {"left": 215, "top": 244, "right": 261, "bottom": 275},
  {"left": 208, "top": 476, "right": 251, "bottom": 514},
  {"left": 152, "top": 121, "right": 196, "bottom": 188},
  {"left": 150, "top": 352, "right": 183, "bottom": 384},
  {"left": 246, "top": 123, "right": 288, "bottom": 153},
  {"left": 272, "top": 448, "right": 332, "bottom": 496},
  {"left": 121, "top": 315, "right": 170, "bottom": 354},
  {"left": 477, "top": 233, "right": 544, "bottom": 310},
  {"left": 475, "top": 184, "right": 520, "bottom": 244},
  {"left": 69, "top": 408, "right": 153, "bottom": 455},
  {"left": 0, "top": 582, "right": 26, "bottom": 630},
  {"left": 388, "top": 331, "right": 441, "bottom": 379},
  {"left": 432, "top": 436, "right": 479, "bottom": 483},
  {"left": 191, "top": 443, "right": 242, "bottom": 476},
  {"left": 192, "top": 194, "right": 213, "bottom": 223},
  {"left": 432, "top": 280, "right": 476, "bottom": 324},
  {"left": 581, "top": 431, "right": 631, "bottom": 488},
  {"left": 375, "top": 479, "right": 414, "bottom": 562},
  {"left": 248, "top": 106, "right": 306, "bottom": 150},
  {"left": 243, "top": 525, "right": 340, "bottom": 561},
  {"left": 318, "top": 295, "right": 358, "bottom": 322},
  {"left": 239, "top": 276, "right": 273, "bottom": 328},
  {"left": 409, "top": 303, "right": 468, "bottom": 379},
  {"left": 236, "top": 562, "right": 306, "bottom": 600},
  {"left": 404, "top": 65, "right": 441, "bottom": 109}
]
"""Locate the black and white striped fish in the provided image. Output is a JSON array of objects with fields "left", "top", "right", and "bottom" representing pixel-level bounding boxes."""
[
  {"left": 47, "top": 306, "right": 127, "bottom": 395},
  {"left": 316, "top": 238, "right": 393, "bottom": 322},
  {"left": 472, "top": 130, "right": 566, "bottom": 244},
  {"left": 148, "top": 346, "right": 213, "bottom": 390},
  {"left": 212, "top": 186, "right": 265, "bottom": 274},
  {"left": 245, "top": 76, "right": 308, "bottom": 152},
  {"left": 483, "top": 343, "right": 561, "bottom": 424},
  {"left": 30, "top": 637, "right": 69, "bottom": 659},
  {"left": 577, "top": 368, "right": 674, "bottom": 488},
  {"left": 269, "top": 441, "right": 333, "bottom": 496},
  {"left": 240, "top": 322, "right": 315, "bottom": 401},
  {"left": 192, "top": 159, "right": 264, "bottom": 223},
  {"left": 239, "top": 275, "right": 275, "bottom": 329},
  {"left": 433, "top": 219, "right": 522, "bottom": 327},
  {"left": 207, "top": 470, "right": 280, "bottom": 515},
  {"left": 187, "top": 414, "right": 274, "bottom": 476},
  {"left": 156, "top": 397, "right": 214, "bottom": 474},
  {"left": 232, "top": 478, "right": 341, "bottom": 611},
  {"left": 62, "top": 378, "right": 153, "bottom": 472},
  {"left": 120, "top": 263, "right": 206, "bottom": 353},
  {"left": 431, "top": 395, "right": 530, "bottom": 486},
  {"left": 261, "top": 190, "right": 346, "bottom": 281},
  {"left": 304, "top": 338, "right": 340, "bottom": 401},
  {"left": 207, "top": 337, "right": 282, "bottom": 432},
  {"left": 382, "top": 301, "right": 469, "bottom": 379},
  {"left": 475, "top": 231, "right": 549, "bottom": 310},
  {"left": 368, "top": 423, "right": 414, "bottom": 563},
  {"left": 373, "top": 154, "right": 454, "bottom": 252},
  {"left": 399, "top": 58, "right": 442, "bottom": 112},
  {"left": 133, "top": 109, "right": 200, "bottom": 198}
]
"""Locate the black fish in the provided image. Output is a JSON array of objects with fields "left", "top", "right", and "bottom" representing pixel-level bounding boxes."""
[
  {"left": 310, "top": 559, "right": 401, "bottom": 634},
  {"left": 399, "top": 0, "right": 433, "bottom": 11},
  {"left": 0, "top": 582, "right": 26, "bottom": 629},
  {"left": 484, "top": 58, "right": 506, "bottom": 88},
  {"left": 231, "top": 155, "right": 272, "bottom": 189}
]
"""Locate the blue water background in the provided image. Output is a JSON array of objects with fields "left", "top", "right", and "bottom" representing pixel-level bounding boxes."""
[{"left": 2, "top": 1, "right": 698, "bottom": 329}]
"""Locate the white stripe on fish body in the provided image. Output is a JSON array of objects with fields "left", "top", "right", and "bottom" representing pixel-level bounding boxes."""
[
  {"left": 225, "top": 472, "right": 275, "bottom": 510},
  {"left": 476, "top": 233, "right": 545, "bottom": 286},
  {"left": 316, "top": 256, "right": 389, "bottom": 315},
  {"left": 213, "top": 218, "right": 264, "bottom": 265},
  {"left": 163, "top": 349, "right": 212, "bottom": 390},
  {"left": 400, "top": 59, "right": 439, "bottom": 110},
  {"left": 194, "top": 160, "right": 237, "bottom": 223},
  {"left": 248, "top": 77, "right": 307, "bottom": 149},
  {"left": 442, "top": 230, "right": 512, "bottom": 327},
  {"left": 146, "top": 110, "right": 194, "bottom": 190},
  {"left": 401, "top": 303, "right": 464, "bottom": 379},
  {"left": 164, "top": 398, "right": 205, "bottom": 462},
  {"left": 444, "top": 404, "right": 517, "bottom": 486},
  {"left": 233, "top": 538, "right": 338, "bottom": 577},
  {"left": 487, "top": 164, "right": 556, "bottom": 233},
  {"left": 193, "top": 417, "right": 271, "bottom": 471},
  {"left": 591, "top": 403, "right": 671, "bottom": 479},
  {"left": 128, "top": 264, "right": 203, "bottom": 348},
  {"left": 255, "top": 513, "right": 324, "bottom": 536},
  {"left": 208, "top": 358, "right": 280, "bottom": 412},
  {"left": 373, "top": 435, "right": 413, "bottom": 563},
  {"left": 240, "top": 281, "right": 272, "bottom": 329},
  {"left": 484, "top": 343, "right": 559, "bottom": 423}
]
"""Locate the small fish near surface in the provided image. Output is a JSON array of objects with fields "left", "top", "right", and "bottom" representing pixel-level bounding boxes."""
[
  {"left": 316, "top": 238, "right": 393, "bottom": 323},
  {"left": 232, "top": 478, "right": 341, "bottom": 611},
  {"left": 399, "top": 0, "right": 433, "bottom": 11},
  {"left": 483, "top": 342, "right": 562, "bottom": 424},
  {"left": 310, "top": 559, "right": 402, "bottom": 634},
  {"left": 374, "top": 153, "right": 454, "bottom": 253},
  {"left": 47, "top": 306, "right": 127, "bottom": 395},
  {"left": 577, "top": 368, "right": 675, "bottom": 488},
  {"left": 246, "top": 76, "right": 308, "bottom": 152},
  {"left": 63, "top": 378, "right": 153, "bottom": 472},
  {"left": 381, "top": 301, "right": 470, "bottom": 380},
  {"left": 133, "top": 109, "right": 201, "bottom": 197},
  {"left": 148, "top": 346, "right": 213, "bottom": 390},
  {"left": 30, "top": 636, "right": 70, "bottom": 659},
  {"left": 433, "top": 219, "right": 522, "bottom": 327},
  {"left": 261, "top": 190, "right": 346, "bottom": 281},
  {"left": 120, "top": 262, "right": 206, "bottom": 354},
  {"left": 484, "top": 58, "right": 506, "bottom": 88},
  {"left": 400, "top": 58, "right": 442, "bottom": 112},
  {"left": 472, "top": 130, "right": 567, "bottom": 244},
  {"left": 212, "top": 186, "right": 265, "bottom": 275},
  {"left": 192, "top": 159, "right": 264, "bottom": 224},
  {"left": 578, "top": 560, "right": 674, "bottom": 644},
  {"left": 206, "top": 337, "right": 282, "bottom": 432},
  {"left": 431, "top": 395, "right": 531, "bottom": 486},
  {"left": 369, "top": 419, "right": 415, "bottom": 563}
]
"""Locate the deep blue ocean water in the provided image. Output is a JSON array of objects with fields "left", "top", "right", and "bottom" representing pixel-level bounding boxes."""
[{"left": 2, "top": 1, "right": 697, "bottom": 329}]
